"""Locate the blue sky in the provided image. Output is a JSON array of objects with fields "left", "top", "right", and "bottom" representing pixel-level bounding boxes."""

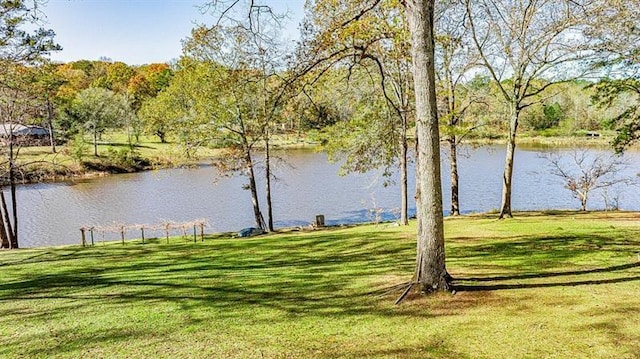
[{"left": 43, "top": 0, "right": 305, "bottom": 65}]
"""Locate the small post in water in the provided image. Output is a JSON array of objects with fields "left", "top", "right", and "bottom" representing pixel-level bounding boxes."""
[
  {"left": 199, "top": 223, "right": 205, "bottom": 242},
  {"left": 193, "top": 225, "right": 197, "bottom": 243},
  {"left": 121, "top": 227, "right": 125, "bottom": 245},
  {"left": 141, "top": 227, "right": 145, "bottom": 244},
  {"left": 90, "top": 228, "right": 94, "bottom": 246}
]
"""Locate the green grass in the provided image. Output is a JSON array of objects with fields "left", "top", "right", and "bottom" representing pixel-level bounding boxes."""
[
  {"left": 20, "top": 133, "right": 197, "bottom": 166},
  {"left": 1, "top": 211, "right": 639, "bottom": 358},
  {"left": 18, "top": 132, "right": 317, "bottom": 182}
]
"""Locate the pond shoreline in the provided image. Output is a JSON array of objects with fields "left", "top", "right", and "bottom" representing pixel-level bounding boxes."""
[
  {"left": 15, "top": 134, "right": 625, "bottom": 186},
  {"left": 15, "top": 144, "right": 640, "bottom": 248}
]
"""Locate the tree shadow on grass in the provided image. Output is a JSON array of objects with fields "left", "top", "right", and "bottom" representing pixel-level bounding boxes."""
[
  {"left": 460, "top": 261, "right": 640, "bottom": 282},
  {"left": 455, "top": 273, "right": 640, "bottom": 292},
  {"left": 317, "top": 337, "right": 471, "bottom": 359},
  {"left": 449, "top": 232, "right": 640, "bottom": 260},
  {"left": 3, "top": 228, "right": 638, "bottom": 314},
  {"left": 101, "top": 142, "right": 155, "bottom": 149},
  {"left": 0, "top": 230, "right": 425, "bottom": 321},
  {"left": 4, "top": 223, "right": 639, "bottom": 357},
  {"left": 459, "top": 210, "right": 640, "bottom": 220},
  {"left": 0, "top": 247, "right": 161, "bottom": 268},
  {"left": 454, "top": 249, "right": 640, "bottom": 291},
  {"left": 0, "top": 326, "right": 154, "bottom": 358},
  {"left": 2, "top": 224, "right": 639, "bottom": 307},
  {"left": 444, "top": 225, "right": 640, "bottom": 292}
]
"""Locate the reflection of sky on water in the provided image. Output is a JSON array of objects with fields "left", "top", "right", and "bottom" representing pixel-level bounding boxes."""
[{"left": 18, "top": 146, "right": 640, "bottom": 247}]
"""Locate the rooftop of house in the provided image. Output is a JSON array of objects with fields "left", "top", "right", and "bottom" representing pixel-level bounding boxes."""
[{"left": 0, "top": 124, "right": 50, "bottom": 137}]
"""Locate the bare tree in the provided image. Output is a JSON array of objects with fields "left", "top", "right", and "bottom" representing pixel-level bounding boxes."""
[
  {"left": 464, "top": 0, "right": 603, "bottom": 218},
  {"left": 541, "top": 150, "right": 633, "bottom": 211}
]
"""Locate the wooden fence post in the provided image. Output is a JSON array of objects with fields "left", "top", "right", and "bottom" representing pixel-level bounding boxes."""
[{"left": 80, "top": 220, "right": 207, "bottom": 246}]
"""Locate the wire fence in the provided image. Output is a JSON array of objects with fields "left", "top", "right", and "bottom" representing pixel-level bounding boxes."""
[{"left": 79, "top": 219, "right": 207, "bottom": 246}]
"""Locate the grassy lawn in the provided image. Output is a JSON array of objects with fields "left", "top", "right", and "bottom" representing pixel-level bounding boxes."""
[
  {"left": 18, "top": 132, "right": 317, "bottom": 182},
  {"left": 20, "top": 133, "right": 199, "bottom": 166},
  {"left": 1, "top": 211, "right": 639, "bottom": 358}
]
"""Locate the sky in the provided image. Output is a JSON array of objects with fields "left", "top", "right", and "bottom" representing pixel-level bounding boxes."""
[{"left": 42, "top": 0, "right": 306, "bottom": 65}]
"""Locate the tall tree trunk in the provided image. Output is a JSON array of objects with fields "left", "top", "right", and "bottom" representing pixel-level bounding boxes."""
[
  {"left": 0, "top": 190, "right": 9, "bottom": 249},
  {"left": 9, "top": 180, "right": 18, "bottom": 249},
  {"left": 46, "top": 97, "right": 56, "bottom": 154},
  {"left": 264, "top": 135, "right": 274, "bottom": 232},
  {"left": 127, "top": 126, "right": 133, "bottom": 149},
  {"left": 93, "top": 128, "right": 98, "bottom": 157},
  {"left": 446, "top": 62, "right": 460, "bottom": 216},
  {"left": 0, "top": 223, "right": 9, "bottom": 248},
  {"left": 405, "top": 0, "right": 450, "bottom": 292},
  {"left": 449, "top": 136, "right": 460, "bottom": 216},
  {"left": 245, "top": 149, "right": 266, "bottom": 230},
  {"left": 499, "top": 106, "right": 519, "bottom": 219},
  {"left": 8, "top": 141, "right": 18, "bottom": 248},
  {"left": 399, "top": 118, "right": 409, "bottom": 226},
  {"left": 0, "top": 190, "right": 13, "bottom": 248}
]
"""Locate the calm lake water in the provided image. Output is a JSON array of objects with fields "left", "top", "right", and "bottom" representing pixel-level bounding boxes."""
[{"left": 18, "top": 145, "right": 640, "bottom": 248}]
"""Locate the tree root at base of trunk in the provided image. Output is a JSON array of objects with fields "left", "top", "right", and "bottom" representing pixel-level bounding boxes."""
[
  {"left": 395, "top": 282, "right": 416, "bottom": 305},
  {"left": 394, "top": 280, "right": 455, "bottom": 304},
  {"left": 373, "top": 272, "right": 455, "bottom": 305}
]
